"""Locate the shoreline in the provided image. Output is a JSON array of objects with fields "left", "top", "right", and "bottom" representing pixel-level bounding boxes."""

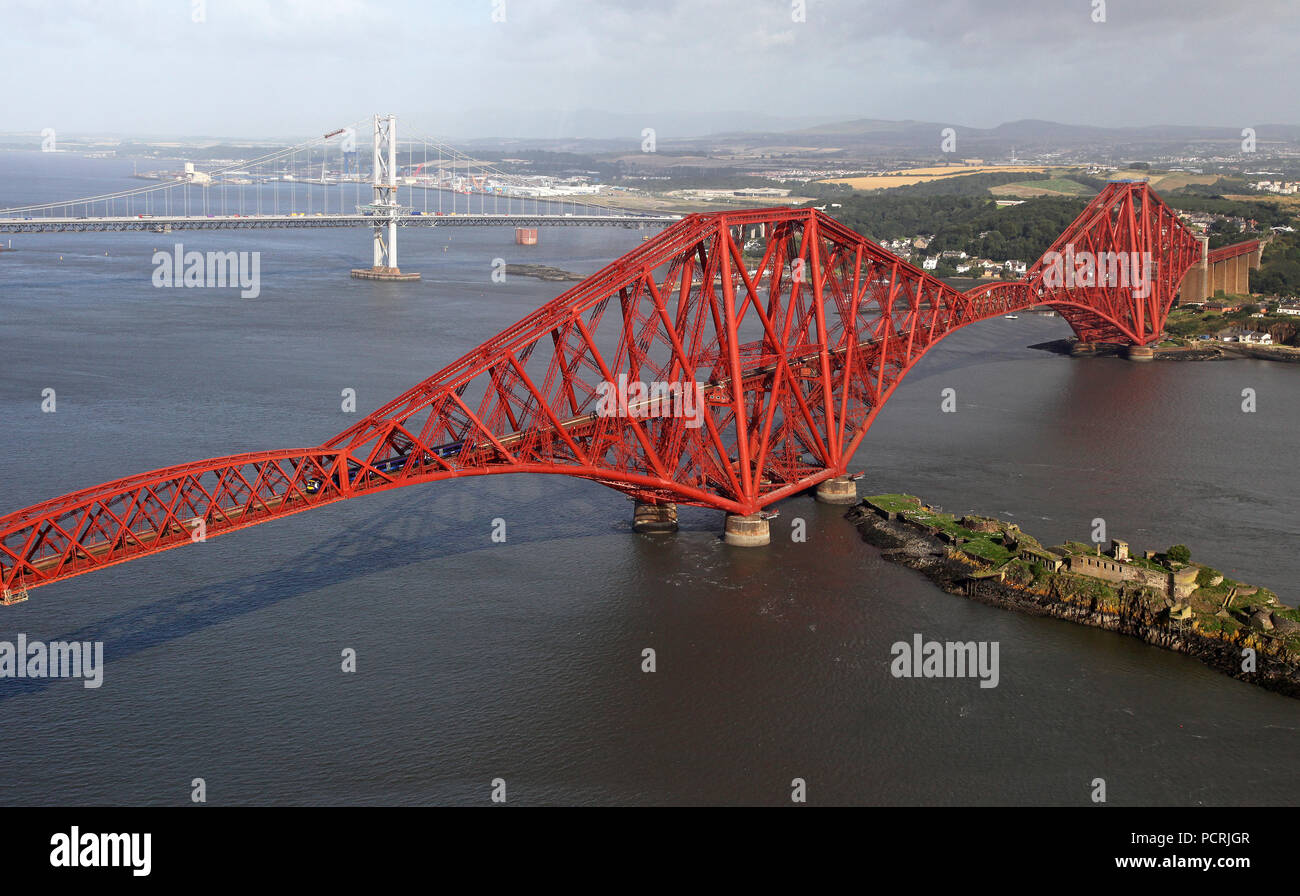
[
  {"left": 1030, "top": 338, "right": 1300, "bottom": 363},
  {"left": 844, "top": 498, "right": 1300, "bottom": 699}
]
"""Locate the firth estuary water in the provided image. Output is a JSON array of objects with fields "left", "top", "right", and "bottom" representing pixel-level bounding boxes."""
[{"left": 1, "top": 153, "right": 1297, "bottom": 805}]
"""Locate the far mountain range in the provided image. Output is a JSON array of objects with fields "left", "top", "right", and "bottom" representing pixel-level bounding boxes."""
[
  {"left": 709, "top": 118, "right": 1300, "bottom": 155},
  {"left": 455, "top": 114, "right": 1300, "bottom": 158}
]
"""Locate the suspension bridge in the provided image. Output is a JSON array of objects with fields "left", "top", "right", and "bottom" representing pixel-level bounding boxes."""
[
  {"left": 0, "top": 114, "right": 679, "bottom": 278},
  {"left": 1, "top": 179, "right": 1229, "bottom": 602}
]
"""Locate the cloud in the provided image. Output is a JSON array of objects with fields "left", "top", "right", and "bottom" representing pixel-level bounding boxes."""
[{"left": 0, "top": 0, "right": 1296, "bottom": 136}]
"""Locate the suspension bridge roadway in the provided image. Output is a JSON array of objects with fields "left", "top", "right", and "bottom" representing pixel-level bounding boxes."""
[{"left": 0, "top": 212, "right": 680, "bottom": 234}]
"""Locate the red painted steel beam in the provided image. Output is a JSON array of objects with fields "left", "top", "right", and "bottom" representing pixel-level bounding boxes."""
[
  {"left": 996, "top": 181, "right": 1203, "bottom": 345},
  {"left": 1, "top": 191, "right": 1203, "bottom": 597},
  {"left": 1207, "top": 239, "right": 1261, "bottom": 264}
]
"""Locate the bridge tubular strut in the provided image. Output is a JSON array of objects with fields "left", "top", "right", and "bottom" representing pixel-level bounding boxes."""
[{"left": 0, "top": 184, "right": 1205, "bottom": 595}]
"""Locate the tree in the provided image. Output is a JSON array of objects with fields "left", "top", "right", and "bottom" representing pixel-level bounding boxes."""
[{"left": 1166, "top": 544, "right": 1191, "bottom": 564}]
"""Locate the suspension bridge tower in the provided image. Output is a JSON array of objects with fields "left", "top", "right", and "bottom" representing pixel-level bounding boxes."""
[{"left": 351, "top": 113, "right": 420, "bottom": 281}]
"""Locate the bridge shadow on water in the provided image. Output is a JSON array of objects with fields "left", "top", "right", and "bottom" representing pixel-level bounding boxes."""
[{"left": 1, "top": 482, "right": 613, "bottom": 703}]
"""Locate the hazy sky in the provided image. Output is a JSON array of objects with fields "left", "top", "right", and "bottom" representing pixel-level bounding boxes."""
[{"left": 4, "top": 0, "right": 1297, "bottom": 140}]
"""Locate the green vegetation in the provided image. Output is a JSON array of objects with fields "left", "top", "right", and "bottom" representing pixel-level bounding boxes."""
[
  {"left": 1196, "top": 615, "right": 1242, "bottom": 636},
  {"left": 959, "top": 538, "right": 1015, "bottom": 565},
  {"left": 1195, "top": 581, "right": 1233, "bottom": 605},
  {"left": 865, "top": 493, "right": 923, "bottom": 514},
  {"left": 1164, "top": 195, "right": 1291, "bottom": 227},
  {"left": 819, "top": 194, "right": 1089, "bottom": 263},
  {"left": 795, "top": 172, "right": 1300, "bottom": 285},
  {"left": 1062, "top": 541, "right": 1100, "bottom": 556},
  {"left": 1274, "top": 606, "right": 1300, "bottom": 624},
  {"left": 864, "top": 495, "right": 1012, "bottom": 562},
  {"left": 1163, "top": 304, "right": 1300, "bottom": 346},
  {"left": 995, "top": 177, "right": 1091, "bottom": 195},
  {"left": 1001, "top": 559, "right": 1038, "bottom": 587},
  {"left": 875, "top": 171, "right": 1056, "bottom": 198},
  {"left": 902, "top": 508, "right": 966, "bottom": 539},
  {"left": 1253, "top": 228, "right": 1300, "bottom": 297},
  {"left": 866, "top": 499, "right": 1273, "bottom": 627},
  {"left": 1127, "top": 555, "right": 1171, "bottom": 573},
  {"left": 857, "top": 492, "right": 1300, "bottom": 692},
  {"left": 1066, "top": 573, "right": 1119, "bottom": 603},
  {"left": 1166, "top": 176, "right": 1255, "bottom": 198},
  {"left": 1228, "top": 590, "right": 1261, "bottom": 612}
]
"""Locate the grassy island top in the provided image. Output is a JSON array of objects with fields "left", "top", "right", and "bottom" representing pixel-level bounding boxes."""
[{"left": 861, "top": 494, "right": 1298, "bottom": 651}]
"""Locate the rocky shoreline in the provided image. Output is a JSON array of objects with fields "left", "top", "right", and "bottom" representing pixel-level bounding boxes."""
[
  {"left": 1030, "top": 338, "right": 1300, "bottom": 363},
  {"left": 845, "top": 502, "right": 1300, "bottom": 699}
]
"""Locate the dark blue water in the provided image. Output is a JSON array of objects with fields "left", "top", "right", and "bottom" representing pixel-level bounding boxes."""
[{"left": 1, "top": 154, "right": 1297, "bottom": 806}]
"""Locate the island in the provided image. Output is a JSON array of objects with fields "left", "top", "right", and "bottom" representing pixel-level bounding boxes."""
[
  {"left": 845, "top": 494, "right": 1300, "bottom": 698},
  {"left": 504, "top": 264, "right": 584, "bottom": 283},
  {"left": 1031, "top": 338, "right": 1300, "bottom": 363}
]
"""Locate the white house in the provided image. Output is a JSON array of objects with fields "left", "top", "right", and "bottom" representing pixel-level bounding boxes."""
[
  {"left": 922, "top": 257, "right": 939, "bottom": 271},
  {"left": 1222, "top": 329, "right": 1273, "bottom": 344}
]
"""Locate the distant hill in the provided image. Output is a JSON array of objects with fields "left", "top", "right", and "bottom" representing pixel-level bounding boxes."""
[{"left": 705, "top": 117, "right": 1300, "bottom": 156}]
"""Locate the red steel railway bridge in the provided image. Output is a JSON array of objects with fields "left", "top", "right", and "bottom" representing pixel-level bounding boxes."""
[{"left": 1, "top": 181, "right": 1230, "bottom": 601}]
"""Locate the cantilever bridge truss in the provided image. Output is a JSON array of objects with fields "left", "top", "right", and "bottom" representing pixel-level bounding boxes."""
[
  {"left": 968, "top": 181, "right": 1203, "bottom": 344},
  {"left": 0, "top": 182, "right": 1206, "bottom": 597}
]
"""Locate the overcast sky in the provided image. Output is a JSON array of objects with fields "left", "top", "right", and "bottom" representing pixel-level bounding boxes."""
[{"left": 4, "top": 0, "right": 1297, "bottom": 140}]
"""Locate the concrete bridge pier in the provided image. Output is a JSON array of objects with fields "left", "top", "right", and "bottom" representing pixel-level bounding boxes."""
[
  {"left": 1125, "top": 345, "right": 1155, "bottom": 362},
  {"left": 633, "top": 501, "right": 678, "bottom": 534},
  {"left": 724, "top": 513, "right": 770, "bottom": 547},
  {"left": 1070, "top": 341, "right": 1098, "bottom": 357},
  {"left": 815, "top": 476, "right": 859, "bottom": 504}
]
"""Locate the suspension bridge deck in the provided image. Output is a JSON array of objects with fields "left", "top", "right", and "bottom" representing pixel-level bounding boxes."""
[{"left": 0, "top": 213, "right": 680, "bottom": 234}]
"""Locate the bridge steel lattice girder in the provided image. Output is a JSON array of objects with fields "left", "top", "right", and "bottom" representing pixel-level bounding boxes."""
[{"left": 0, "top": 188, "right": 1203, "bottom": 595}]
